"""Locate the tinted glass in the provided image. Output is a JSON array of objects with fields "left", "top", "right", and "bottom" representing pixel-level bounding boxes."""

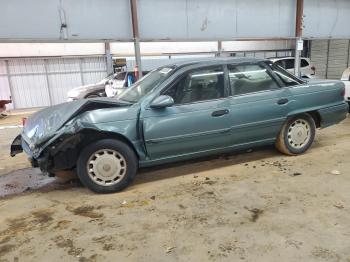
[
  {"left": 270, "top": 63, "right": 303, "bottom": 87},
  {"left": 275, "top": 60, "right": 285, "bottom": 68},
  {"left": 228, "top": 64, "right": 279, "bottom": 95},
  {"left": 285, "top": 59, "right": 295, "bottom": 69},
  {"left": 301, "top": 59, "right": 309, "bottom": 67},
  {"left": 164, "top": 66, "right": 225, "bottom": 104}
]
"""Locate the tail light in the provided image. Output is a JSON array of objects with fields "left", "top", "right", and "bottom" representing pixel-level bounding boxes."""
[
  {"left": 311, "top": 66, "right": 316, "bottom": 75},
  {"left": 341, "top": 87, "right": 345, "bottom": 97},
  {"left": 22, "top": 117, "right": 27, "bottom": 126}
]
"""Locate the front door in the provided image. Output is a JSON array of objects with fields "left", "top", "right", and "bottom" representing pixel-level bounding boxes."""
[{"left": 142, "top": 66, "right": 231, "bottom": 160}]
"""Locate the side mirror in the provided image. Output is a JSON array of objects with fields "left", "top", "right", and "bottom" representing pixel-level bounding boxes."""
[{"left": 150, "top": 95, "right": 174, "bottom": 109}]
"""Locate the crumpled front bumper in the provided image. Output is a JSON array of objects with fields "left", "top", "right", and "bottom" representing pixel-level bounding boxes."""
[{"left": 10, "top": 134, "right": 41, "bottom": 169}]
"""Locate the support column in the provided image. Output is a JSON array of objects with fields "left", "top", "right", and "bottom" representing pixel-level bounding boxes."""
[
  {"left": 130, "top": 0, "right": 143, "bottom": 78},
  {"left": 294, "top": 0, "right": 304, "bottom": 77},
  {"left": 217, "top": 41, "right": 223, "bottom": 57},
  {"left": 105, "top": 42, "right": 113, "bottom": 75}
]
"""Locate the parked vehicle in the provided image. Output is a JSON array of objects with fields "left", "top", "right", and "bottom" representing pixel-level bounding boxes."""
[
  {"left": 67, "top": 74, "right": 118, "bottom": 101},
  {"left": 341, "top": 67, "right": 350, "bottom": 108},
  {"left": 105, "top": 71, "right": 149, "bottom": 97},
  {"left": 270, "top": 57, "right": 316, "bottom": 79},
  {"left": 11, "top": 58, "right": 348, "bottom": 193}
]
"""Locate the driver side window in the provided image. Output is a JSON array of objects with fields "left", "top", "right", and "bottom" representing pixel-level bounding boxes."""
[{"left": 164, "top": 66, "right": 225, "bottom": 104}]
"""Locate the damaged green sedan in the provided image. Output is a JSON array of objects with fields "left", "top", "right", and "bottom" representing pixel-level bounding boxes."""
[{"left": 11, "top": 58, "right": 348, "bottom": 193}]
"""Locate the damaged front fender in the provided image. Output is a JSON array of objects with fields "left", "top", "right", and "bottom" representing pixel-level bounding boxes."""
[{"left": 10, "top": 134, "right": 23, "bottom": 157}]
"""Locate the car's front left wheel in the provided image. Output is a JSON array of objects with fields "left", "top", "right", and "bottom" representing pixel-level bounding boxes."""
[{"left": 77, "top": 139, "right": 138, "bottom": 193}]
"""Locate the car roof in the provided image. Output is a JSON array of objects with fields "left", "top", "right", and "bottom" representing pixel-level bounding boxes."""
[{"left": 162, "top": 57, "right": 268, "bottom": 69}]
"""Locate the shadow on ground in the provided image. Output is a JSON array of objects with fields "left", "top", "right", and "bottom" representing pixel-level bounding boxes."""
[{"left": 0, "top": 145, "right": 280, "bottom": 198}]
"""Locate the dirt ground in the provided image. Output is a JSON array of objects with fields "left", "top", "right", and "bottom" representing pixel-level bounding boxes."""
[{"left": 0, "top": 114, "right": 350, "bottom": 261}]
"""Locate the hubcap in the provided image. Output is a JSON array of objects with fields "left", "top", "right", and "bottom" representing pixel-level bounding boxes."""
[
  {"left": 287, "top": 119, "right": 311, "bottom": 149},
  {"left": 87, "top": 149, "right": 127, "bottom": 186}
]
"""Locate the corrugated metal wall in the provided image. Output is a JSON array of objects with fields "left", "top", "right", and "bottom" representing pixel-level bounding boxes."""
[
  {"left": 0, "top": 56, "right": 107, "bottom": 109},
  {"left": 310, "top": 40, "right": 350, "bottom": 79}
]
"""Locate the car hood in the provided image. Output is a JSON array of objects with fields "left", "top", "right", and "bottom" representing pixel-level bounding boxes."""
[{"left": 22, "top": 98, "right": 131, "bottom": 146}]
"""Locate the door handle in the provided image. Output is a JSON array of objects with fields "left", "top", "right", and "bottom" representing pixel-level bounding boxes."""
[
  {"left": 277, "top": 98, "right": 289, "bottom": 105},
  {"left": 211, "top": 109, "right": 229, "bottom": 117}
]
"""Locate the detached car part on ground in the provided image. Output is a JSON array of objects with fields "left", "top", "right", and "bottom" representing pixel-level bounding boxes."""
[
  {"left": 11, "top": 58, "right": 348, "bottom": 193},
  {"left": 0, "top": 100, "right": 11, "bottom": 118}
]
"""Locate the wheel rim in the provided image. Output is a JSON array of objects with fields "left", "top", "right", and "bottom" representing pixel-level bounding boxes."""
[
  {"left": 287, "top": 119, "right": 311, "bottom": 149},
  {"left": 87, "top": 149, "right": 127, "bottom": 186}
]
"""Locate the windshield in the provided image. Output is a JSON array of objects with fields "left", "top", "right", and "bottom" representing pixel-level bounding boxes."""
[{"left": 116, "top": 67, "right": 174, "bottom": 103}]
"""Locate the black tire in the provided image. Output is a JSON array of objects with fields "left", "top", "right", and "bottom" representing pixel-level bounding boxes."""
[
  {"left": 275, "top": 114, "right": 316, "bottom": 156},
  {"left": 77, "top": 139, "right": 138, "bottom": 193}
]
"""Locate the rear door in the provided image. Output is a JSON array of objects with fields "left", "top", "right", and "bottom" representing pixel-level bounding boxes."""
[
  {"left": 227, "top": 63, "right": 292, "bottom": 145},
  {"left": 142, "top": 65, "right": 232, "bottom": 160}
]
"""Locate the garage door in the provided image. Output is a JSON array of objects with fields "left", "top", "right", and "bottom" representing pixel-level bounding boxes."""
[
  {"left": 311, "top": 40, "right": 350, "bottom": 80},
  {"left": 1, "top": 56, "right": 107, "bottom": 109},
  {"left": 8, "top": 59, "right": 51, "bottom": 108}
]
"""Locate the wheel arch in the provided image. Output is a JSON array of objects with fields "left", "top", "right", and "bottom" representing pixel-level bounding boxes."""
[
  {"left": 77, "top": 129, "right": 141, "bottom": 159},
  {"left": 48, "top": 128, "right": 143, "bottom": 173},
  {"left": 287, "top": 110, "right": 321, "bottom": 128}
]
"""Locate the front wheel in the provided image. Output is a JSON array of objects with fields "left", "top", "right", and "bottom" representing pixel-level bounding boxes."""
[
  {"left": 275, "top": 114, "right": 316, "bottom": 156},
  {"left": 77, "top": 139, "right": 138, "bottom": 193}
]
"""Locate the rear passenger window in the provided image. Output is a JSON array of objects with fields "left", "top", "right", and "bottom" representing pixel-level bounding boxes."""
[
  {"left": 228, "top": 64, "right": 279, "bottom": 96},
  {"left": 285, "top": 59, "right": 295, "bottom": 69},
  {"left": 275, "top": 60, "right": 285, "bottom": 68},
  {"left": 301, "top": 59, "right": 309, "bottom": 67}
]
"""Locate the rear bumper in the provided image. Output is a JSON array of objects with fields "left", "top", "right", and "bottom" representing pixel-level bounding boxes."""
[{"left": 318, "top": 102, "right": 349, "bottom": 128}]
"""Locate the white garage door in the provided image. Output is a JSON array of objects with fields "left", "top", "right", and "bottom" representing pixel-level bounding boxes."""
[
  {"left": 311, "top": 40, "right": 350, "bottom": 80},
  {"left": 0, "top": 56, "right": 107, "bottom": 109}
]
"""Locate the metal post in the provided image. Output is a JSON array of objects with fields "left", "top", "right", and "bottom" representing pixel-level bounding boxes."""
[
  {"left": 325, "top": 40, "right": 330, "bottom": 79},
  {"left": 346, "top": 39, "right": 350, "bottom": 68},
  {"left": 43, "top": 59, "right": 53, "bottom": 106},
  {"left": 78, "top": 58, "right": 85, "bottom": 85},
  {"left": 130, "top": 0, "right": 143, "bottom": 78},
  {"left": 294, "top": 0, "right": 304, "bottom": 77},
  {"left": 217, "top": 41, "right": 222, "bottom": 57},
  {"left": 5, "top": 60, "right": 15, "bottom": 109},
  {"left": 105, "top": 42, "right": 113, "bottom": 75}
]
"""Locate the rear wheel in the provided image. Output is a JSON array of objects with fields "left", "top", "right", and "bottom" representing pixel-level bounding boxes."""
[
  {"left": 77, "top": 139, "right": 137, "bottom": 193},
  {"left": 276, "top": 114, "right": 316, "bottom": 155}
]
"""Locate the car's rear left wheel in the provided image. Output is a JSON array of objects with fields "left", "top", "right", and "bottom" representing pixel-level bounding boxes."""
[
  {"left": 276, "top": 114, "right": 316, "bottom": 155},
  {"left": 77, "top": 139, "right": 137, "bottom": 193}
]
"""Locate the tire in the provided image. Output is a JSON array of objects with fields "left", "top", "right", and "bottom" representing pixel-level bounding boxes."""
[
  {"left": 275, "top": 114, "right": 316, "bottom": 156},
  {"left": 77, "top": 139, "right": 138, "bottom": 193}
]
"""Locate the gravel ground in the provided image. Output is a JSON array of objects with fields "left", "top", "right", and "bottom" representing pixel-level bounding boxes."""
[{"left": 0, "top": 115, "right": 349, "bottom": 261}]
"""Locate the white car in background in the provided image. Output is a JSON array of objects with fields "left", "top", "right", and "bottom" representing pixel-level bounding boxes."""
[
  {"left": 105, "top": 71, "right": 149, "bottom": 97},
  {"left": 341, "top": 67, "right": 350, "bottom": 108},
  {"left": 270, "top": 57, "right": 316, "bottom": 79}
]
